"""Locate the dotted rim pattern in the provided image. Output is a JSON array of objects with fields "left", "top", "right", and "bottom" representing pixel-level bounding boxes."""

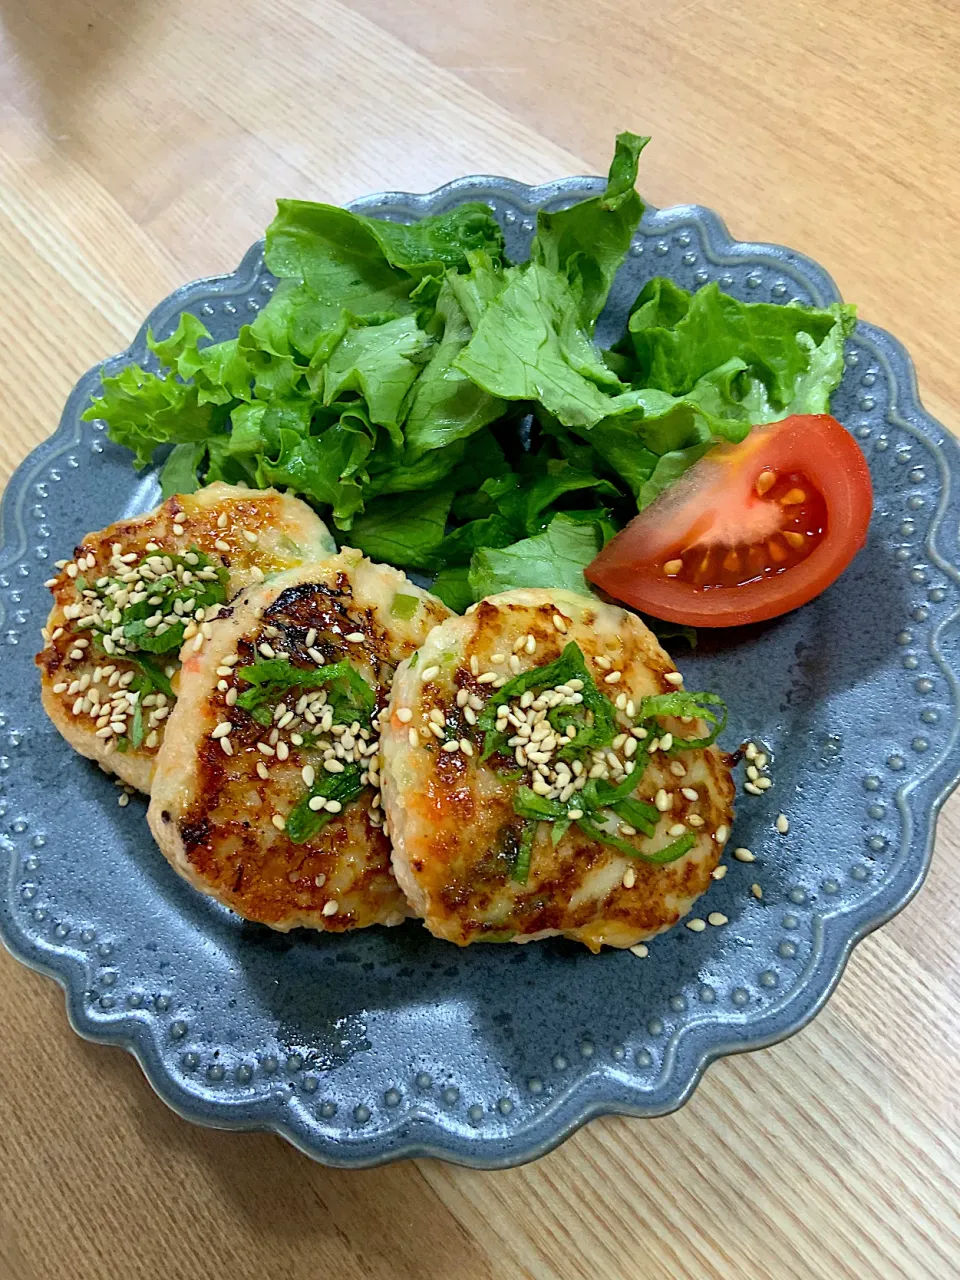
[{"left": 1, "top": 174, "right": 959, "bottom": 1169}]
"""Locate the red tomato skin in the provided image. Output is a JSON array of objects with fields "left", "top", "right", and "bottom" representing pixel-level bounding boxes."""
[{"left": 586, "top": 415, "right": 873, "bottom": 628}]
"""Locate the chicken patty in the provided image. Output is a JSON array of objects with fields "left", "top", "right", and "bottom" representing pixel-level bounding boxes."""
[
  {"left": 147, "top": 552, "right": 452, "bottom": 932},
  {"left": 381, "top": 588, "right": 735, "bottom": 951},
  {"left": 36, "top": 483, "right": 335, "bottom": 793}
]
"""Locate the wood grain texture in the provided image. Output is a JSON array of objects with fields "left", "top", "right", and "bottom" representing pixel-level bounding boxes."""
[{"left": 1, "top": 1, "right": 958, "bottom": 1276}]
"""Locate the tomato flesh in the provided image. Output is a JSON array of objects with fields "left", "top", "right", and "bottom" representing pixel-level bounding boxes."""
[
  {"left": 666, "top": 467, "right": 827, "bottom": 590},
  {"left": 586, "top": 414, "right": 873, "bottom": 628}
]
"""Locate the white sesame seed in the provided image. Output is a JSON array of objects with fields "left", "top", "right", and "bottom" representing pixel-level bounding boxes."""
[
  {"left": 668, "top": 823, "right": 687, "bottom": 837},
  {"left": 751, "top": 883, "right": 763, "bottom": 900},
  {"left": 708, "top": 912, "right": 728, "bottom": 927},
  {"left": 622, "top": 867, "right": 636, "bottom": 889},
  {"left": 271, "top": 814, "right": 286, "bottom": 831},
  {"left": 308, "top": 796, "right": 325, "bottom": 811},
  {"left": 459, "top": 739, "right": 473, "bottom": 756},
  {"left": 259, "top": 643, "right": 275, "bottom": 659},
  {"left": 669, "top": 760, "right": 686, "bottom": 777},
  {"left": 211, "top": 721, "right": 232, "bottom": 739},
  {"left": 476, "top": 671, "right": 498, "bottom": 684},
  {"left": 256, "top": 762, "right": 269, "bottom": 780},
  {"left": 257, "top": 742, "right": 275, "bottom": 756},
  {"left": 345, "top": 632, "right": 365, "bottom": 643},
  {"left": 524, "top": 634, "right": 536, "bottom": 655},
  {"left": 469, "top": 656, "right": 479, "bottom": 676},
  {"left": 326, "top": 800, "right": 343, "bottom": 815},
  {"left": 733, "top": 847, "right": 755, "bottom": 862},
  {"left": 686, "top": 918, "right": 707, "bottom": 933},
  {"left": 712, "top": 865, "right": 728, "bottom": 880},
  {"left": 324, "top": 759, "right": 344, "bottom": 773},
  {"left": 603, "top": 671, "right": 622, "bottom": 684},
  {"left": 395, "top": 707, "right": 413, "bottom": 723},
  {"left": 243, "top": 530, "right": 258, "bottom": 544},
  {"left": 629, "top": 944, "right": 649, "bottom": 958},
  {"left": 745, "top": 742, "right": 758, "bottom": 760},
  {"left": 715, "top": 825, "right": 729, "bottom": 845},
  {"left": 301, "top": 765, "right": 316, "bottom": 787},
  {"left": 687, "top": 814, "right": 704, "bottom": 827},
  {"left": 552, "top": 614, "right": 568, "bottom": 634},
  {"left": 322, "top": 900, "right": 338, "bottom": 917},
  {"left": 664, "top": 671, "right": 684, "bottom": 686},
  {"left": 744, "top": 782, "right": 762, "bottom": 795},
  {"left": 509, "top": 654, "right": 521, "bottom": 673},
  {"left": 215, "top": 539, "right": 230, "bottom": 552},
  {"left": 659, "top": 732, "right": 674, "bottom": 752},
  {"left": 408, "top": 728, "right": 419, "bottom": 748},
  {"left": 654, "top": 789, "right": 670, "bottom": 812},
  {"left": 173, "top": 523, "right": 184, "bottom": 536},
  {"left": 251, "top": 566, "right": 264, "bottom": 581},
  {"left": 276, "top": 742, "right": 289, "bottom": 762},
  {"left": 217, "top": 512, "right": 229, "bottom": 529},
  {"left": 681, "top": 787, "right": 699, "bottom": 801},
  {"left": 219, "top": 737, "right": 233, "bottom": 756},
  {"left": 567, "top": 808, "right": 583, "bottom": 820},
  {"left": 441, "top": 740, "right": 460, "bottom": 753},
  {"left": 776, "top": 814, "right": 790, "bottom": 834},
  {"left": 746, "top": 764, "right": 759, "bottom": 781},
  {"left": 755, "top": 752, "right": 768, "bottom": 770},
  {"left": 756, "top": 777, "right": 773, "bottom": 790},
  {"left": 191, "top": 632, "right": 204, "bottom": 652}
]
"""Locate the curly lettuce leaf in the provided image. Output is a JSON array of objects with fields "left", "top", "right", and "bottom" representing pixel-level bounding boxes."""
[
  {"left": 468, "top": 512, "right": 605, "bottom": 599},
  {"left": 346, "top": 486, "right": 454, "bottom": 570},
  {"left": 531, "top": 131, "right": 648, "bottom": 331}
]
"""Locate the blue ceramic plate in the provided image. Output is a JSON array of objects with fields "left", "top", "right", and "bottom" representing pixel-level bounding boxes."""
[{"left": 2, "top": 174, "right": 959, "bottom": 1169}]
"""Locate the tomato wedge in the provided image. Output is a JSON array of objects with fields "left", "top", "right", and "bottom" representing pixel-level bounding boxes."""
[{"left": 586, "top": 414, "right": 873, "bottom": 627}]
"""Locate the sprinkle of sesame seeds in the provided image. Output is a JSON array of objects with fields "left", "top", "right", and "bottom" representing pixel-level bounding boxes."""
[
  {"left": 146, "top": 731, "right": 159, "bottom": 749},
  {"left": 708, "top": 912, "right": 728, "bottom": 927},
  {"left": 687, "top": 814, "right": 704, "bottom": 827},
  {"left": 744, "top": 782, "right": 762, "bottom": 796},
  {"left": 681, "top": 787, "right": 699, "bottom": 801},
  {"left": 219, "top": 737, "right": 233, "bottom": 756},
  {"left": 622, "top": 867, "right": 636, "bottom": 889},
  {"left": 751, "top": 883, "right": 763, "bottom": 900},
  {"left": 276, "top": 741, "right": 289, "bottom": 762},
  {"left": 745, "top": 742, "right": 758, "bottom": 760},
  {"left": 659, "top": 732, "right": 674, "bottom": 752},
  {"left": 509, "top": 654, "right": 521, "bottom": 673},
  {"left": 211, "top": 721, "right": 232, "bottom": 739},
  {"left": 259, "top": 643, "right": 275, "bottom": 659},
  {"left": 469, "top": 655, "right": 480, "bottom": 676},
  {"left": 395, "top": 707, "right": 413, "bottom": 723},
  {"left": 756, "top": 777, "right": 772, "bottom": 791},
  {"left": 322, "top": 900, "right": 339, "bottom": 917},
  {"left": 524, "top": 634, "right": 536, "bottom": 655},
  {"left": 301, "top": 765, "right": 316, "bottom": 787},
  {"left": 173, "top": 523, "right": 184, "bottom": 536},
  {"left": 712, "top": 865, "right": 728, "bottom": 880},
  {"left": 595, "top": 655, "right": 612, "bottom": 670},
  {"left": 214, "top": 539, "right": 230, "bottom": 552},
  {"left": 456, "top": 688, "right": 469, "bottom": 707},
  {"left": 476, "top": 671, "right": 498, "bottom": 684},
  {"left": 715, "top": 825, "right": 729, "bottom": 844},
  {"left": 654, "top": 788, "right": 671, "bottom": 812},
  {"left": 242, "top": 530, "right": 258, "bottom": 544},
  {"left": 271, "top": 814, "right": 286, "bottom": 831},
  {"left": 345, "top": 632, "right": 365, "bottom": 643},
  {"left": 629, "top": 943, "right": 649, "bottom": 958},
  {"left": 686, "top": 918, "right": 707, "bottom": 933},
  {"left": 755, "top": 752, "right": 768, "bottom": 770},
  {"left": 776, "top": 814, "right": 790, "bottom": 834},
  {"left": 191, "top": 632, "right": 204, "bottom": 652},
  {"left": 459, "top": 739, "right": 473, "bottom": 756},
  {"left": 217, "top": 512, "right": 229, "bottom": 528},
  {"left": 604, "top": 670, "right": 622, "bottom": 685},
  {"left": 408, "top": 728, "right": 419, "bottom": 748},
  {"left": 668, "top": 823, "right": 687, "bottom": 837},
  {"left": 307, "top": 647, "right": 325, "bottom": 665},
  {"left": 733, "top": 847, "right": 755, "bottom": 863},
  {"left": 441, "top": 740, "right": 460, "bottom": 753},
  {"left": 567, "top": 808, "right": 583, "bottom": 820},
  {"left": 324, "top": 758, "right": 344, "bottom": 773},
  {"left": 669, "top": 760, "right": 686, "bottom": 777},
  {"left": 552, "top": 614, "right": 568, "bottom": 634},
  {"left": 308, "top": 796, "right": 325, "bottom": 811},
  {"left": 664, "top": 671, "right": 684, "bottom": 686},
  {"left": 257, "top": 742, "right": 275, "bottom": 756}
]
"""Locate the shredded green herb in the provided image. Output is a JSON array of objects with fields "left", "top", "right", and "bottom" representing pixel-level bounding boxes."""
[{"left": 285, "top": 763, "right": 366, "bottom": 844}]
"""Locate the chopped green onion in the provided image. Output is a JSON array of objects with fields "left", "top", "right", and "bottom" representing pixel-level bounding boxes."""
[{"left": 390, "top": 592, "right": 420, "bottom": 620}]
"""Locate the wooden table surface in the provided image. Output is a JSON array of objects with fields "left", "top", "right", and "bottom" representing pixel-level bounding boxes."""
[{"left": 2, "top": 2, "right": 960, "bottom": 1277}]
